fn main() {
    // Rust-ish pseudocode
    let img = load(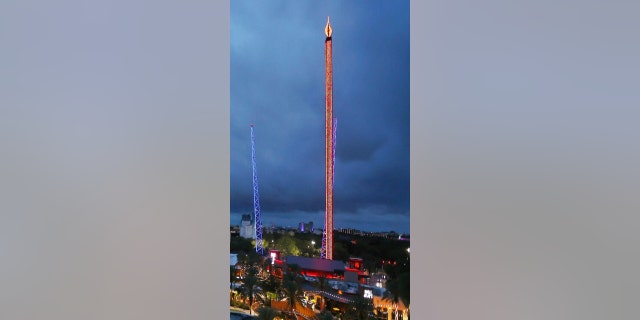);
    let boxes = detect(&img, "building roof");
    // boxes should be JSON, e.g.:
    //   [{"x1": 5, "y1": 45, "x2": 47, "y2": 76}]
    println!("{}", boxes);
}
[{"x1": 284, "y1": 256, "x2": 346, "y2": 273}]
